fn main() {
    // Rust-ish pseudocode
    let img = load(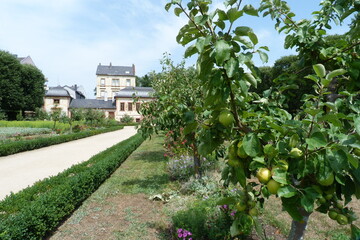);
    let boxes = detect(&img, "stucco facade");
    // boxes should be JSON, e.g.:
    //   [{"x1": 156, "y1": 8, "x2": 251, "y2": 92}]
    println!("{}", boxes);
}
[
  {"x1": 95, "y1": 63, "x2": 136, "y2": 100},
  {"x1": 43, "y1": 96, "x2": 71, "y2": 116}
]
